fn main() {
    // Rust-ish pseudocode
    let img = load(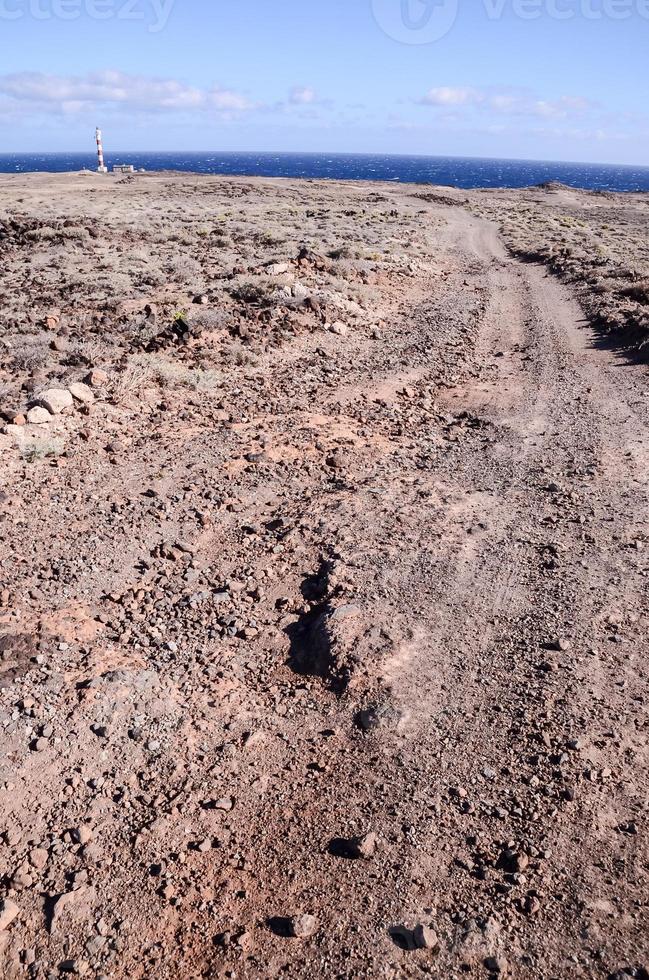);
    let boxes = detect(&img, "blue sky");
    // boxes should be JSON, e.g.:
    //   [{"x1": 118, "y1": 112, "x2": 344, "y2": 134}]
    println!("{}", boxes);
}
[{"x1": 0, "y1": 0, "x2": 646, "y2": 164}]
